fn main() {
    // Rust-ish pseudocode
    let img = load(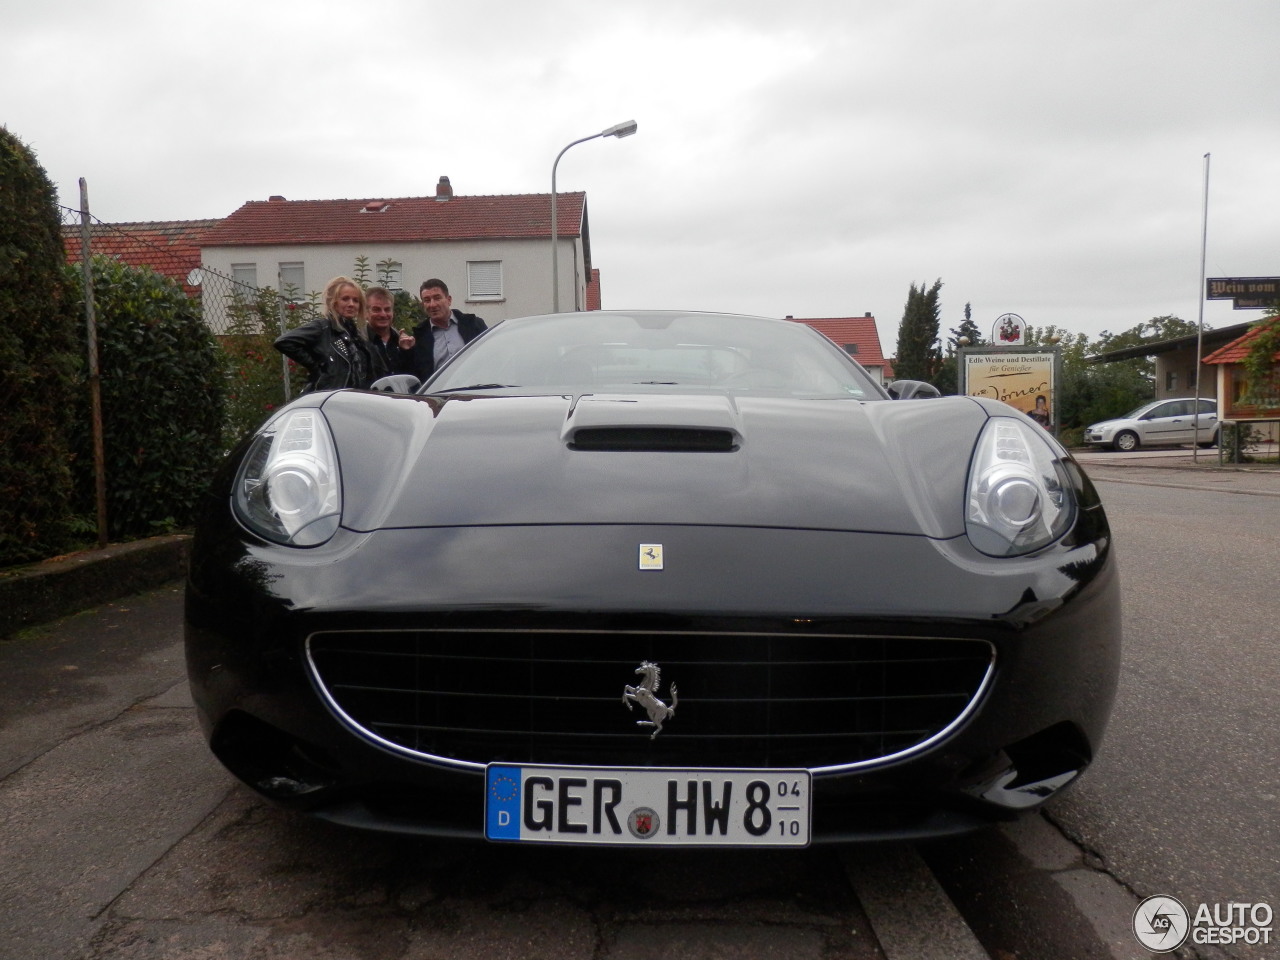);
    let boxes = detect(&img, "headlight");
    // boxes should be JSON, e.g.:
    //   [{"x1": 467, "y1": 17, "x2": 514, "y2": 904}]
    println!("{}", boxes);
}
[
  {"x1": 233, "y1": 408, "x2": 342, "y2": 546},
  {"x1": 966, "y1": 417, "x2": 1075, "y2": 557}
]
